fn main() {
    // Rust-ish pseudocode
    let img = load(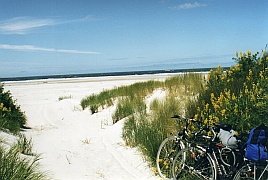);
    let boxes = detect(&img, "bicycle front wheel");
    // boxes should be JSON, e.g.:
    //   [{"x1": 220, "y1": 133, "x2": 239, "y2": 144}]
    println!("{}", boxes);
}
[
  {"x1": 172, "y1": 147, "x2": 216, "y2": 180},
  {"x1": 156, "y1": 136, "x2": 185, "y2": 179},
  {"x1": 233, "y1": 162, "x2": 268, "y2": 180}
]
